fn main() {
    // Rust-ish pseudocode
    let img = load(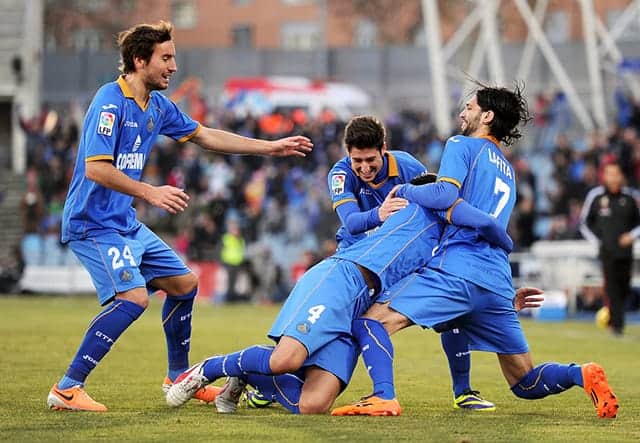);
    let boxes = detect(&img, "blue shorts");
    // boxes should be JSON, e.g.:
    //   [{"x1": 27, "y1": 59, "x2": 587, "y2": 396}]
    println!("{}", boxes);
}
[
  {"x1": 69, "y1": 224, "x2": 190, "y2": 305},
  {"x1": 381, "y1": 268, "x2": 529, "y2": 354},
  {"x1": 303, "y1": 335, "x2": 359, "y2": 387},
  {"x1": 268, "y1": 257, "x2": 374, "y2": 356}
]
